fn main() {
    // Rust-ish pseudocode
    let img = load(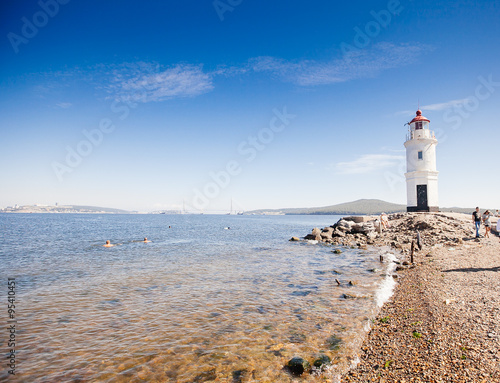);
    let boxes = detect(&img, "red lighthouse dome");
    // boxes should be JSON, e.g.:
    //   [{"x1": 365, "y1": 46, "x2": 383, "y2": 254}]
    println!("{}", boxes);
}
[{"x1": 410, "y1": 109, "x2": 430, "y2": 124}]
